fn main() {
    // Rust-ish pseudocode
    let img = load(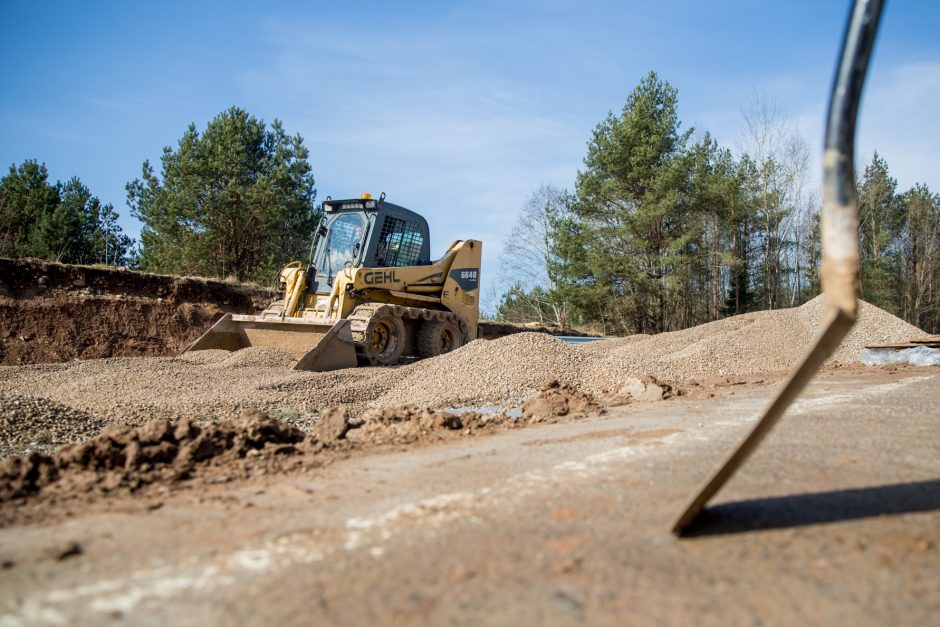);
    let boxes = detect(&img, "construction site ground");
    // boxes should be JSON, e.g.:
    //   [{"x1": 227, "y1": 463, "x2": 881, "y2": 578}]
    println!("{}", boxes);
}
[
  {"x1": 1, "y1": 367, "x2": 938, "y2": 626},
  {"x1": 1, "y1": 261, "x2": 938, "y2": 624}
]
